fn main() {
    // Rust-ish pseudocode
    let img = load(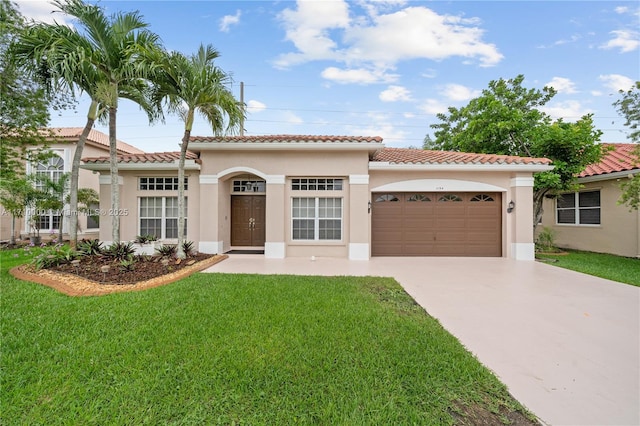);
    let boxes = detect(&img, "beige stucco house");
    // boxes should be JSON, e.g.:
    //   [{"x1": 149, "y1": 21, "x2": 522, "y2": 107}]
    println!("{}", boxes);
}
[
  {"x1": 0, "y1": 127, "x2": 143, "y2": 242},
  {"x1": 81, "y1": 134, "x2": 552, "y2": 260},
  {"x1": 540, "y1": 143, "x2": 640, "y2": 258}
]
